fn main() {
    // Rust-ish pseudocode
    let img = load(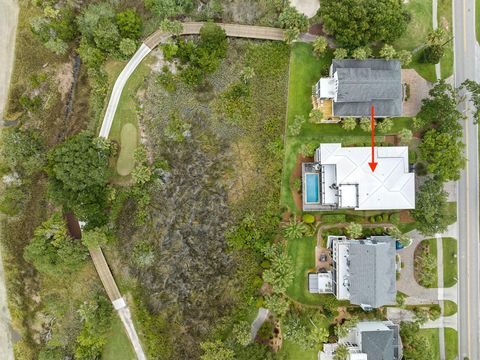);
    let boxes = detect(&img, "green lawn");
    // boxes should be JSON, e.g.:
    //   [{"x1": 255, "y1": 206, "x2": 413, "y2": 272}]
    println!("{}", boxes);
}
[
  {"x1": 419, "y1": 328, "x2": 440, "y2": 359},
  {"x1": 102, "y1": 314, "x2": 136, "y2": 360},
  {"x1": 443, "y1": 300, "x2": 457, "y2": 316},
  {"x1": 410, "y1": 50, "x2": 437, "y2": 82},
  {"x1": 116, "y1": 123, "x2": 138, "y2": 176},
  {"x1": 395, "y1": 0, "x2": 433, "y2": 51},
  {"x1": 394, "y1": 0, "x2": 436, "y2": 81},
  {"x1": 438, "y1": 0, "x2": 453, "y2": 79},
  {"x1": 279, "y1": 340, "x2": 318, "y2": 360},
  {"x1": 442, "y1": 237, "x2": 457, "y2": 287},
  {"x1": 477, "y1": 0, "x2": 480, "y2": 41},
  {"x1": 104, "y1": 58, "x2": 151, "y2": 177},
  {"x1": 285, "y1": 43, "x2": 331, "y2": 123},
  {"x1": 286, "y1": 235, "x2": 319, "y2": 304},
  {"x1": 445, "y1": 327, "x2": 458, "y2": 360},
  {"x1": 286, "y1": 235, "x2": 346, "y2": 308}
]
